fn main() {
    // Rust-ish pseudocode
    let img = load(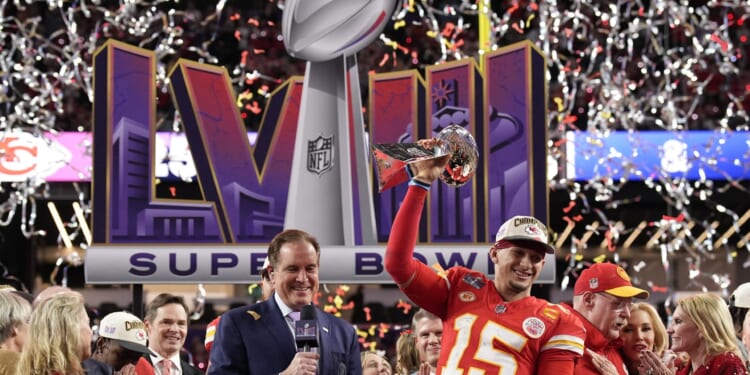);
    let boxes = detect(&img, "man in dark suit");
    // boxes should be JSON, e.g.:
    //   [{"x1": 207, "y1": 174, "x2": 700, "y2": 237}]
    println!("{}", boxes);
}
[
  {"x1": 143, "y1": 293, "x2": 201, "y2": 375},
  {"x1": 208, "y1": 229, "x2": 361, "y2": 374}
]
